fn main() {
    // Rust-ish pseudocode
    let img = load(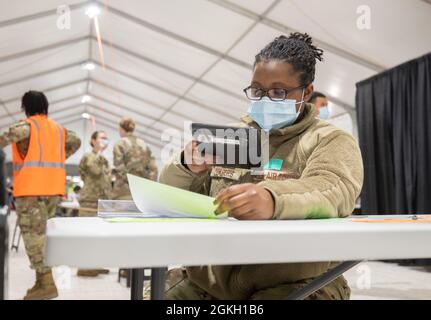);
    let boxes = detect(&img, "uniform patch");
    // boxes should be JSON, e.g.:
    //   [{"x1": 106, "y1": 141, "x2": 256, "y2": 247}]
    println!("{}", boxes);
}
[
  {"x1": 264, "y1": 158, "x2": 284, "y2": 171},
  {"x1": 252, "y1": 170, "x2": 300, "y2": 182},
  {"x1": 210, "y1": 166, "x2": 241, "y2": 180}
]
